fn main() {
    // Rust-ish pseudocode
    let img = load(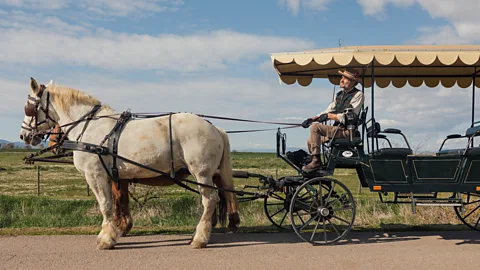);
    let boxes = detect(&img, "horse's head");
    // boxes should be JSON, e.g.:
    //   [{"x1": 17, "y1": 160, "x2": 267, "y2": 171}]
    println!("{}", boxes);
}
[{"x1": 20, "y1": 77, "x2": 59, "y2": 146}]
